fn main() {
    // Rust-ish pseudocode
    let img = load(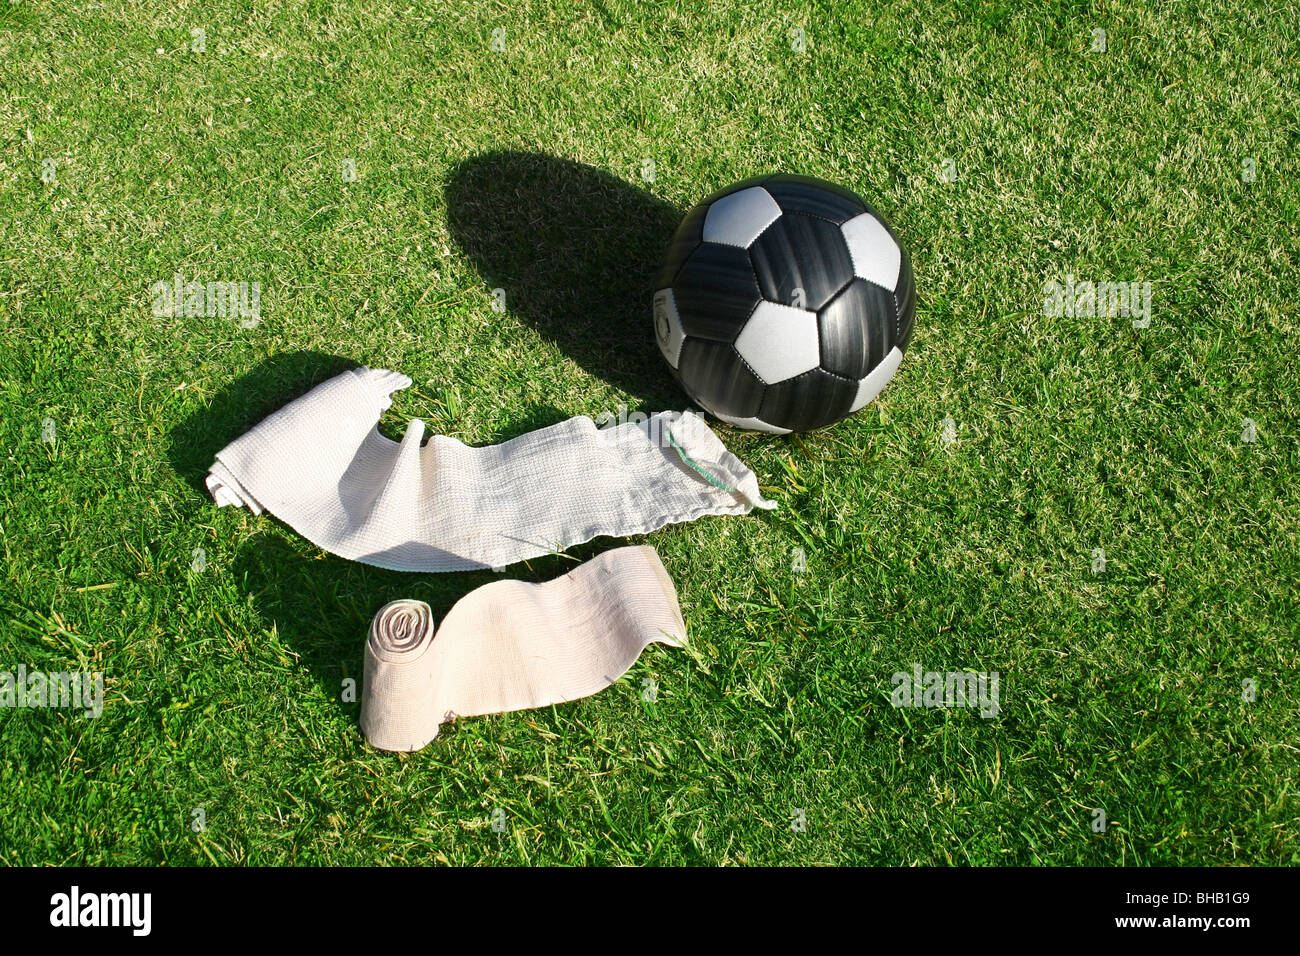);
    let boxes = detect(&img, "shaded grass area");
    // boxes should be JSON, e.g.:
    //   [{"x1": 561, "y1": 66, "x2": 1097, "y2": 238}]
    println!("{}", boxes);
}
[{"x1": 0, "y1": 0, "x2": 1295, "y2": 864}]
